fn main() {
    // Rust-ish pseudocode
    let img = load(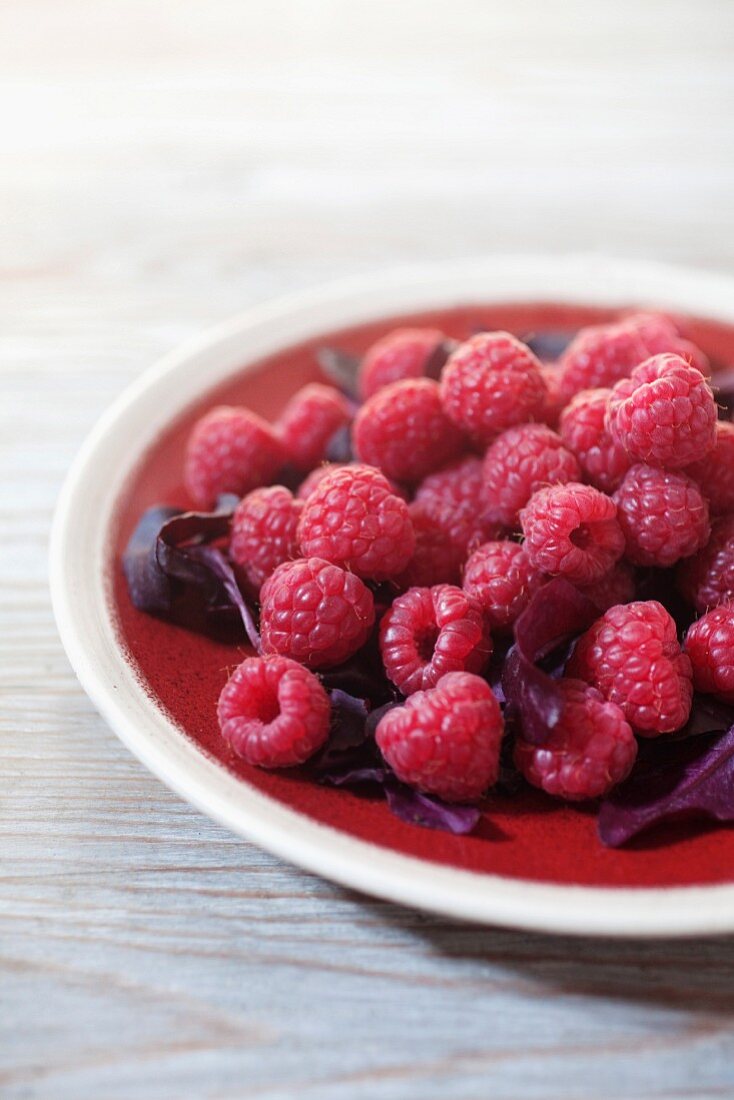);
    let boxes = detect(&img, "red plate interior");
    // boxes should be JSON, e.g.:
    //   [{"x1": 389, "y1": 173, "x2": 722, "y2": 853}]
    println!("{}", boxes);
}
[{"x1": 110, "y1": 301, "x2": 734, "y2": 888}]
